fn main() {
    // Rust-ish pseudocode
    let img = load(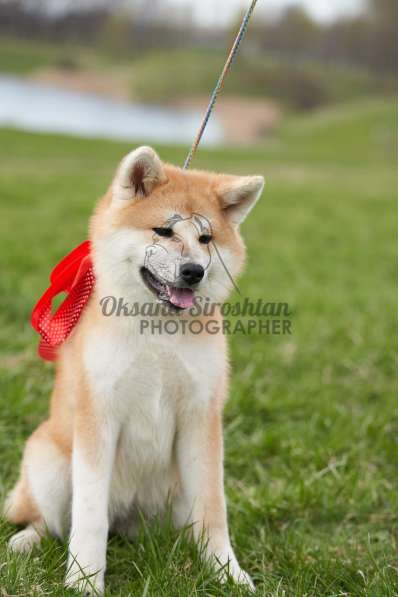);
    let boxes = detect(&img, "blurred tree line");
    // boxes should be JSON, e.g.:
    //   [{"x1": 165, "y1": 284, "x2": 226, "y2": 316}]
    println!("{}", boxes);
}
[
  {"x1": 0, "y1": 0, "x2": 397, "y2": 74},
  {"x1": 249, "y1": 0, "x2": 398, "y2": 75},
  {"x1": 0, "y1": 0, "x2": 202, "y2": 53},
  {"x1": 0, "y1": 0, "x2": 397, "y2": 111}
]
